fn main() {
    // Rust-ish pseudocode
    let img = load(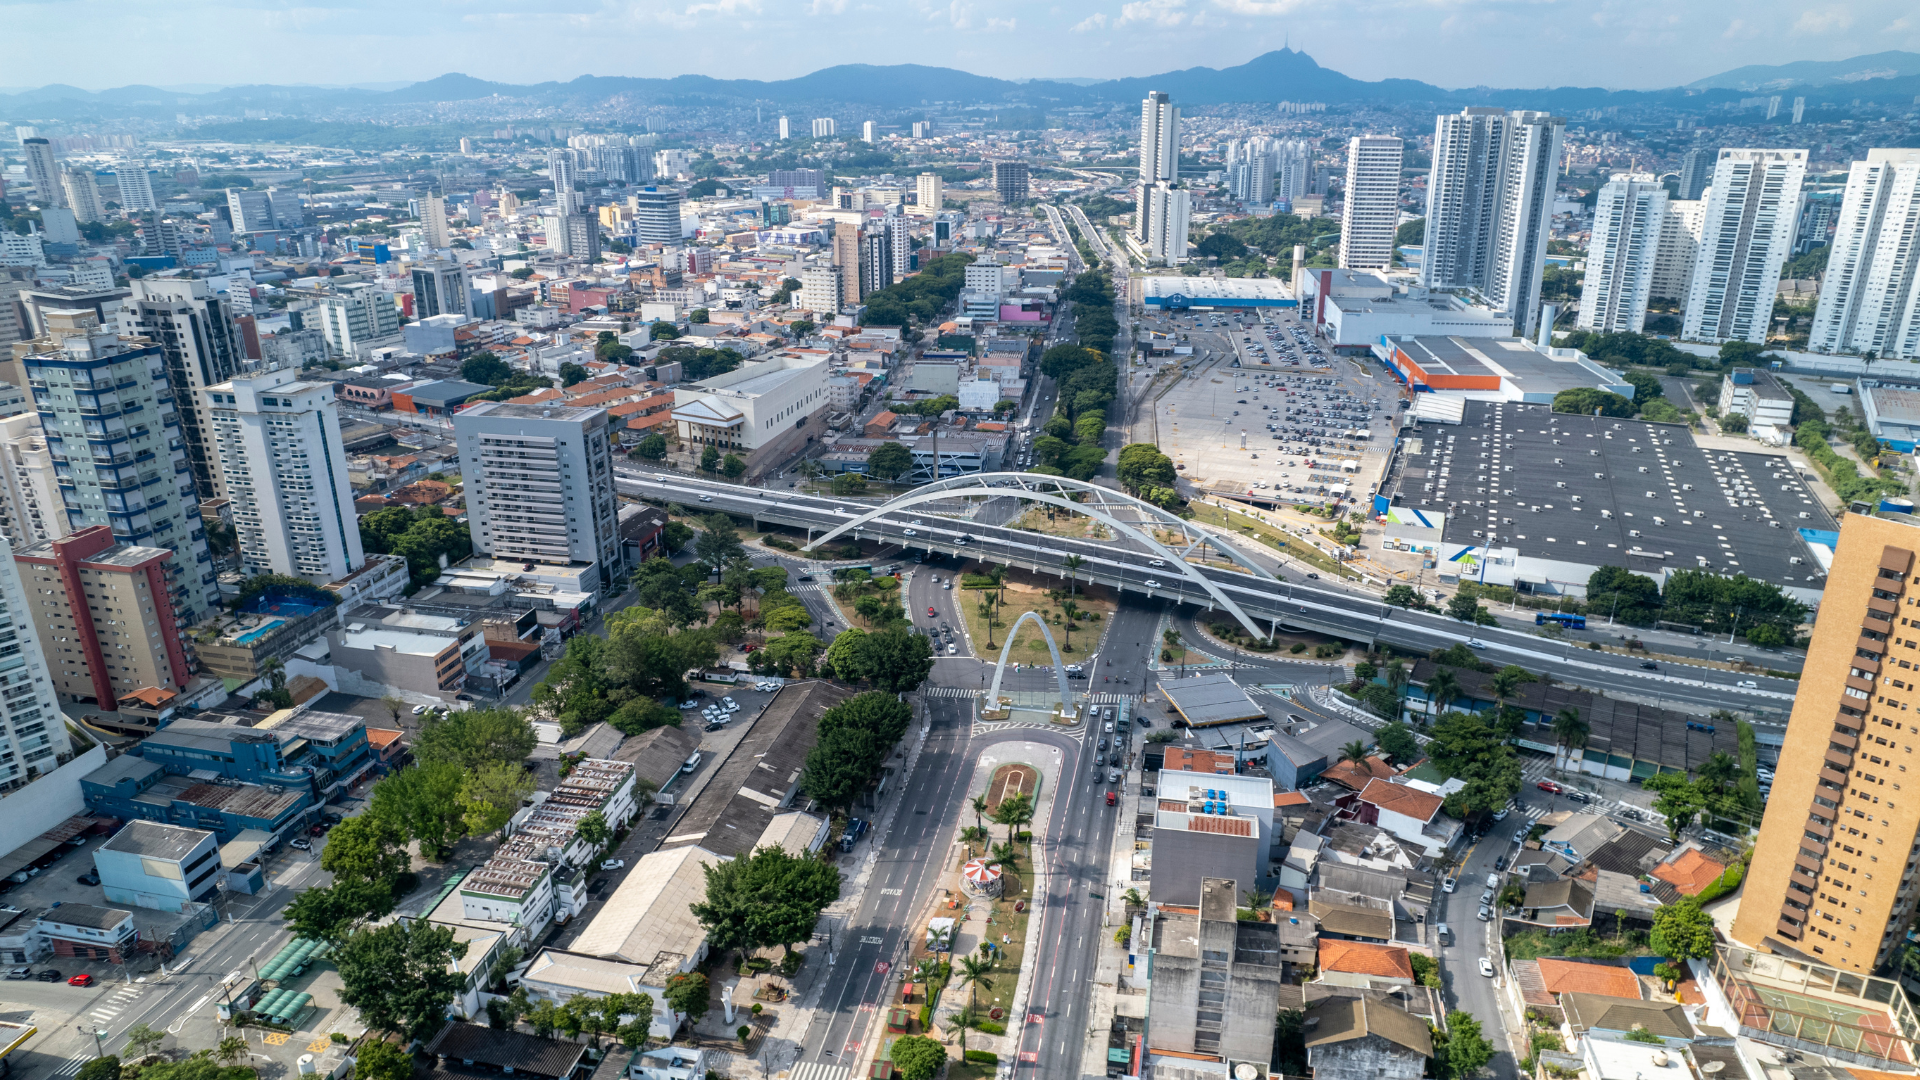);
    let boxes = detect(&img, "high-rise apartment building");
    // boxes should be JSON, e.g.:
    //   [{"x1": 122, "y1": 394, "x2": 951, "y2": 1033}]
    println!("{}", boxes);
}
[
  {"x1": 0, "y1": 532, "x2": 68, "y2": 791},
  {"x1": 859, "y1": 227, "x2": 894, "y2": 298},
  {"x1": 1275, "y1": 141, "x2": 1313, "y2": 205},
  {"x1": 62, "y1": 168, "x2": 102, "y2": 223},
  {"x1": 114, "y1": 160, "x2": 155, "y2": 213},
  {"x1": 1339, "y1": 135, "x2": 1404, "y2": 272},
  {"x1": 227, "y1": 189, "x2": 273, "y2": 234},
  {"x1": 205, "y1": 368, "x2": 363, "y2": 583},
  {"x1": 832, "y1": 223, "x2": 861, "y2": 308},
  {"x1": 916, "y1": 173, "x2": 944, "y2": 212},
  {"x1": 20, "y1": 316, "x2": 219, "y2": 624},
  {"x1": 1576, "y1": 174, "x2": 1670, "y2": 334},
  {"x1": 1143, "y1": 184, "x2": 1192, "y2": 263},
  {"x1": 812, "y1": 118, "x2": 836, "y2": 138},
  {"x1": 1228, "y1": 151, "x2": 1275, "y2": 205},
  {"x1": 1652, "y1": 200, "x2": 1706, "y2": 306},
  {"x1": 1421, "y1": 108, "x2": 1566, "y2": 339},
  {"x1": 629, "y1": 187, "x2": 683, "y2": 246},
  {"x1": 1682, "y1": 148, "x2": 1808, "y2": 345},
  {"x1": 16, "y1": 525, "x2": 193, "y2": 706},
  {"x1": 993, "y1": 161, "x2": 1030, "y2": 203},
  {"x1": 410, "y1": 261, "x2": 470, "y2": 320},
  {"x1": 883, "y1": 210, "x2": 911, "y2": 279},
  {"x1": 798, "y1": 266, "x2": 841, "y2": 314},
  {"x1": 862, "y1": 121, "x2": 876, "y2": 144},
  {"x1": 419, "y1": 193, "x2": 451, "y2": 251},
  {"x1": 317, "y1": 284, "x2": 402, "y2": 358},
  {"x1": 1134, "y1": 92, "x2": 1182, "y2": 247},
  {"x1": 1678, "y1": 147, "x2": 1714, "y2": 201},
  {"x1": 1807, "y1": 149, "x2": 1920, "y2": 360},
  {"x1": 0, "y1": 413, "x2": 66, "y2": 548},
  {"x1": 129, "y1": 277, "x2": 245, "y2": 504},
  {"x1": 20, "y1": 138, "x2": 64, "y2": 209},
  {"x1": 778, "y1": 116, "x2": 791, "y2": 140},
  {"x1": 1733, "y1": 509, "x2": 1920, "y2": 971},
  {"x1": 548, "y1": 149, "x2": 579, "y2": 215},
  {"x1": 454, "y1": 402, "x2": 620, "y2": 588}
]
